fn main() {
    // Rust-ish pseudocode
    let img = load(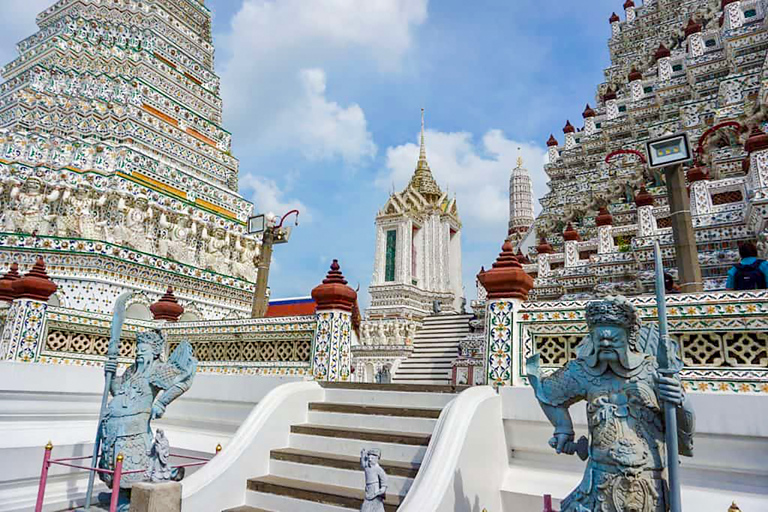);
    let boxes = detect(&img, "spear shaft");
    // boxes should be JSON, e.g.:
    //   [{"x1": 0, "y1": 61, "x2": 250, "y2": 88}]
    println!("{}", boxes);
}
[{"x1": 654, "y1": 241, "x2": 682, "y2": 512}]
